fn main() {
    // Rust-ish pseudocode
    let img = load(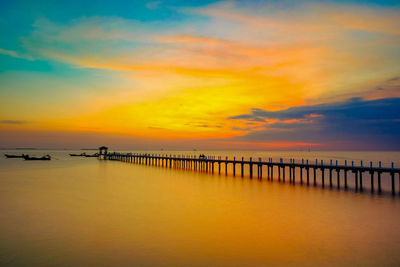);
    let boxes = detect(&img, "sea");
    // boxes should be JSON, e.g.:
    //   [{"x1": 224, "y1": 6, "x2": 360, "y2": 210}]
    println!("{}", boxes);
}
[{"x1": 1, "y1": 149, "x2": 400, "y2": 266}]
